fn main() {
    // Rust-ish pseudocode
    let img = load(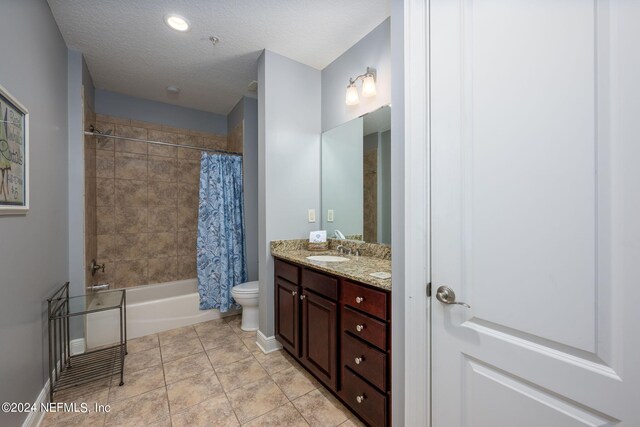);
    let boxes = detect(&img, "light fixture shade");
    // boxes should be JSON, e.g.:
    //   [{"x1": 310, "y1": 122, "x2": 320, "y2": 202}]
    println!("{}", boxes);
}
[
  {"x1": 345, "y1": 84, "x2": 359, "y2": 105},
  {"x1": 361, "y1": 74, "x2": 377, "y2": 97},
  {"x1": 165, "y1": 14, "x2": 190, "y2": 31}
]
